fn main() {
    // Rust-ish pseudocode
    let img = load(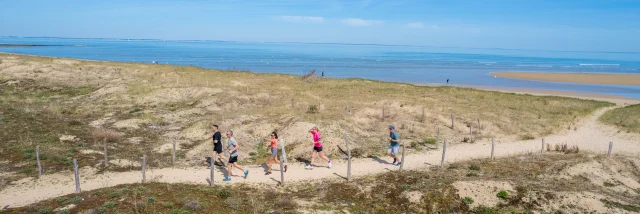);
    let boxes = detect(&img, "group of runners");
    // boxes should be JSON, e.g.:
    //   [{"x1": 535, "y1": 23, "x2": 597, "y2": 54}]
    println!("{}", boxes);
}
[{"x1": 206, "y1": 124, "x2": 400, "y2": 182}]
